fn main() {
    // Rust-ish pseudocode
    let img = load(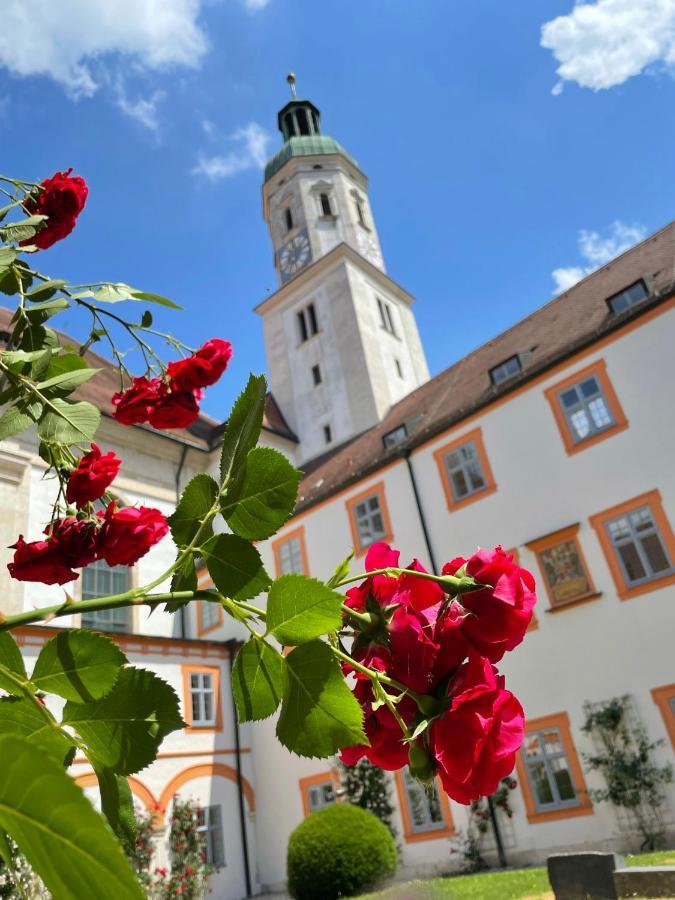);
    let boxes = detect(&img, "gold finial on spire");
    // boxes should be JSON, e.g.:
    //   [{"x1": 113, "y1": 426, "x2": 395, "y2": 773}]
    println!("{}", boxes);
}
[{"x1": 286, "y1": 72, "x2": 297, "y2": 99}]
